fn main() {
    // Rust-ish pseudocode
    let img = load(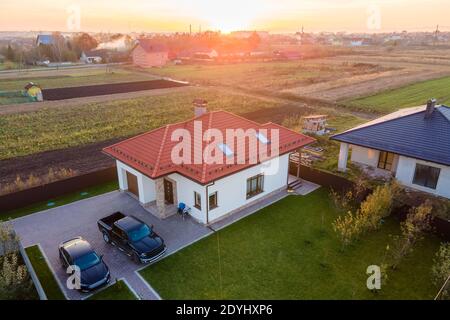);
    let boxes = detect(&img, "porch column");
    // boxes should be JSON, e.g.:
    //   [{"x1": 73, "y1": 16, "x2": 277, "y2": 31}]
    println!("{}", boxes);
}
[
  {"x1": 155, "y1": 178, "x2": 166, "y2": 218},
  {"x1": 296, "y1": 149, "x2": 301, "y2": 178},
  {"x1": 338, "y1": 143, "x2": 349, "y2": 172},
  {"x1": 116, "y1": 163, "x2": 128, "y2": 191}
]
